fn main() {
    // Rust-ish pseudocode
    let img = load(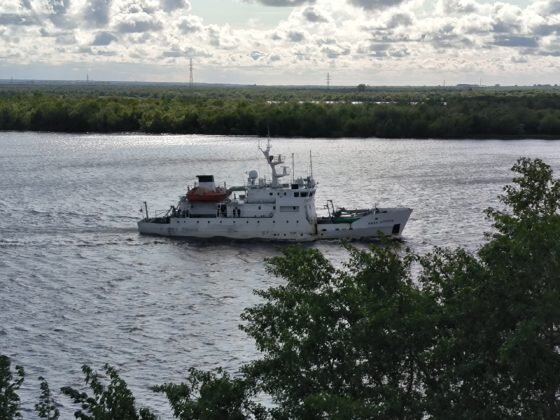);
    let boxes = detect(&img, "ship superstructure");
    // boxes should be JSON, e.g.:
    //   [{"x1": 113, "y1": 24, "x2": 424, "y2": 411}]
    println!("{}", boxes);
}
[{"x1": 138, "y1": 141, "x2": 412, "y2": 241}]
